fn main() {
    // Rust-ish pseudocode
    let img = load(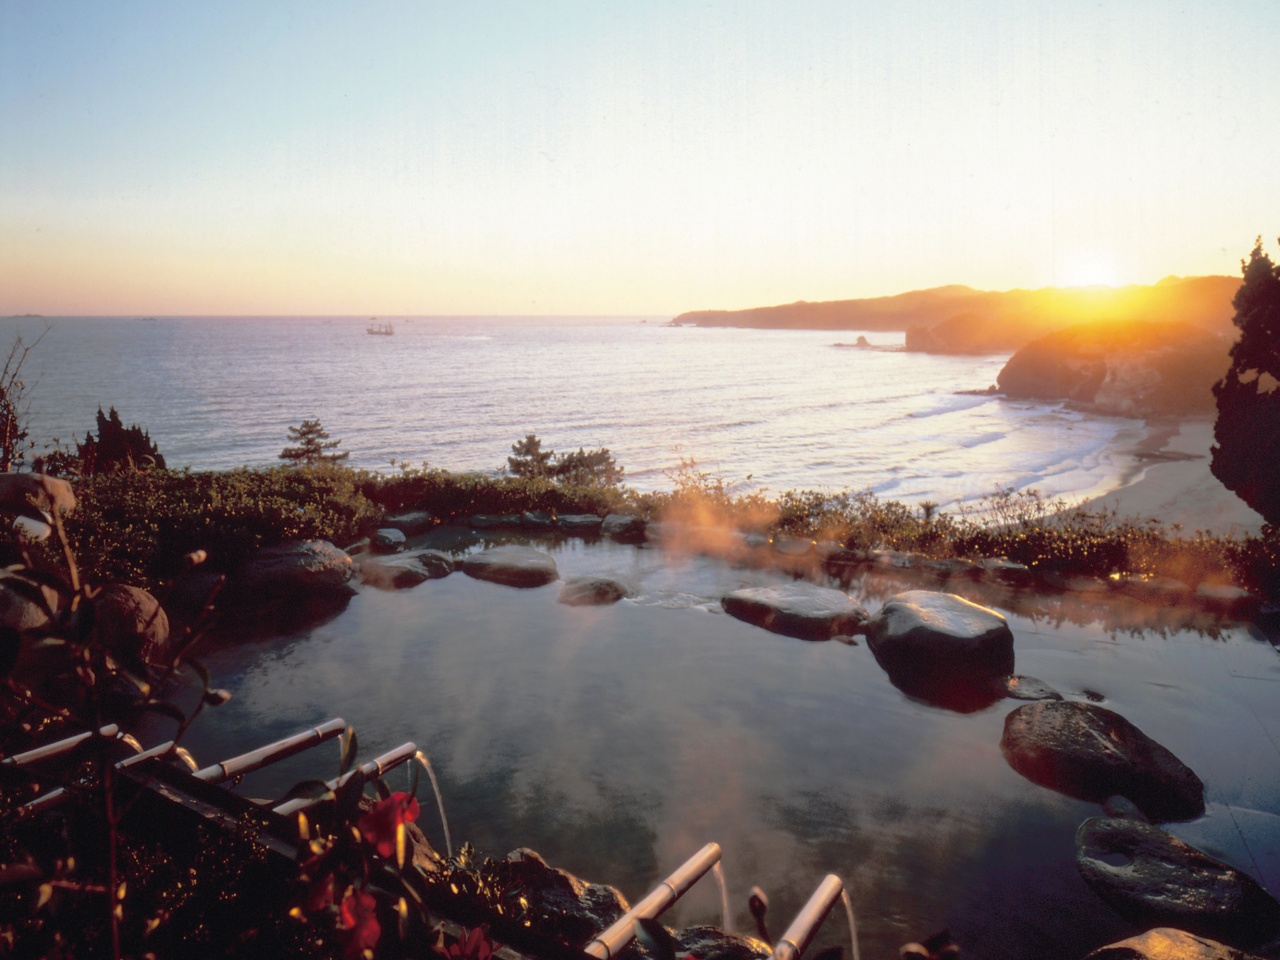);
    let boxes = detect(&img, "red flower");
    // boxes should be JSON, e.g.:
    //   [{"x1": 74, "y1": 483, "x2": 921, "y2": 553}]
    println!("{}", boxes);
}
[
  {"x1": 441, "y1": 926, "x2": 495, "y2": 960},
  {"x1": 356, "y1": 792, "x2": 421, "y2": 858},
  {"x1": 339, "y1": 889, "x2": 381, "y2": 958}
]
